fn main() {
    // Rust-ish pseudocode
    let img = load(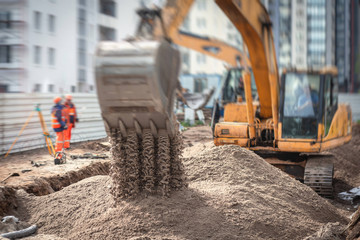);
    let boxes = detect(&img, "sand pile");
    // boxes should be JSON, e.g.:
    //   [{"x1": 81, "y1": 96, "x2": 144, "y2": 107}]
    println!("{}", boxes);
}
[
  {"x1": 331, "y1": 124, "x2": 360, "y2": 192},
  {"x1": 15, "y1": 143, "x2": 346, "y2": 240}
]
